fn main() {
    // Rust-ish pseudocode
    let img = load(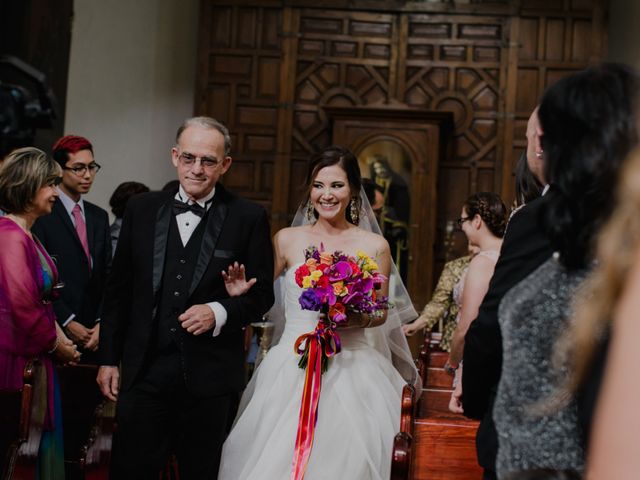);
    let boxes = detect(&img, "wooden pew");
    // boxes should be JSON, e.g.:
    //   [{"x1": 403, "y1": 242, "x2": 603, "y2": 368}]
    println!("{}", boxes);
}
[
  {"x1": 391, "y1": 383, "x2": 417, "y2": 480},
  {"x1": 412, "y1": 332, "x2": 483, "y2": 480},
  {"x1": 0, "y1": 359, "x2": 46, "y2": 480},
  {"x1": 57, "y1": 364, "x2": 115, "y2": 480}
]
